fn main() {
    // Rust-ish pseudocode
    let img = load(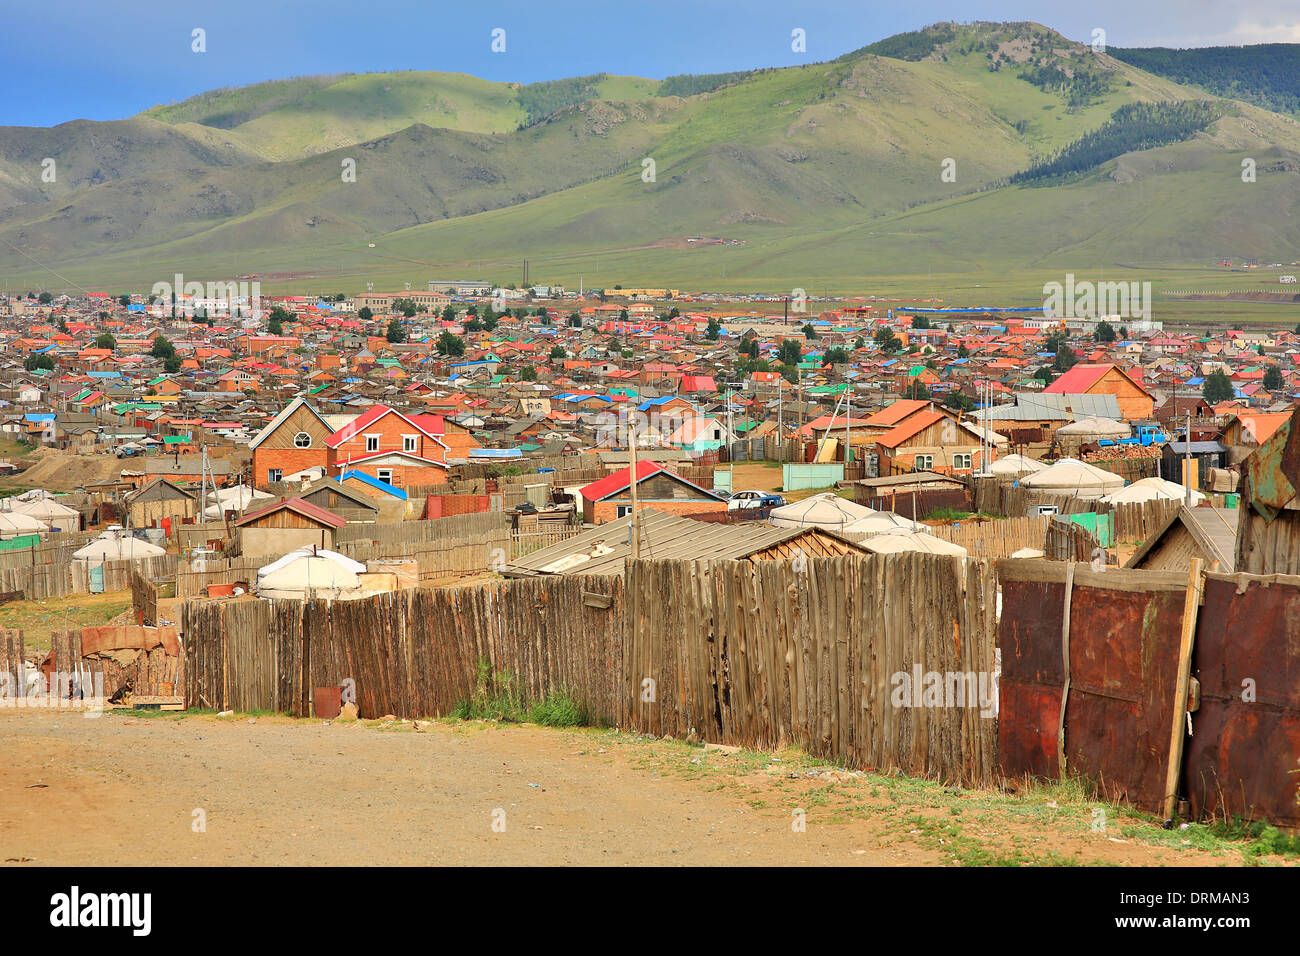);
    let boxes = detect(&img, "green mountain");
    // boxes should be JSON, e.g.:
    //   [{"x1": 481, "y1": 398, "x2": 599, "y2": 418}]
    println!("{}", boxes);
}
[{"x1": 2, "y1": 21, "x2": 1299, "y2": 294}]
